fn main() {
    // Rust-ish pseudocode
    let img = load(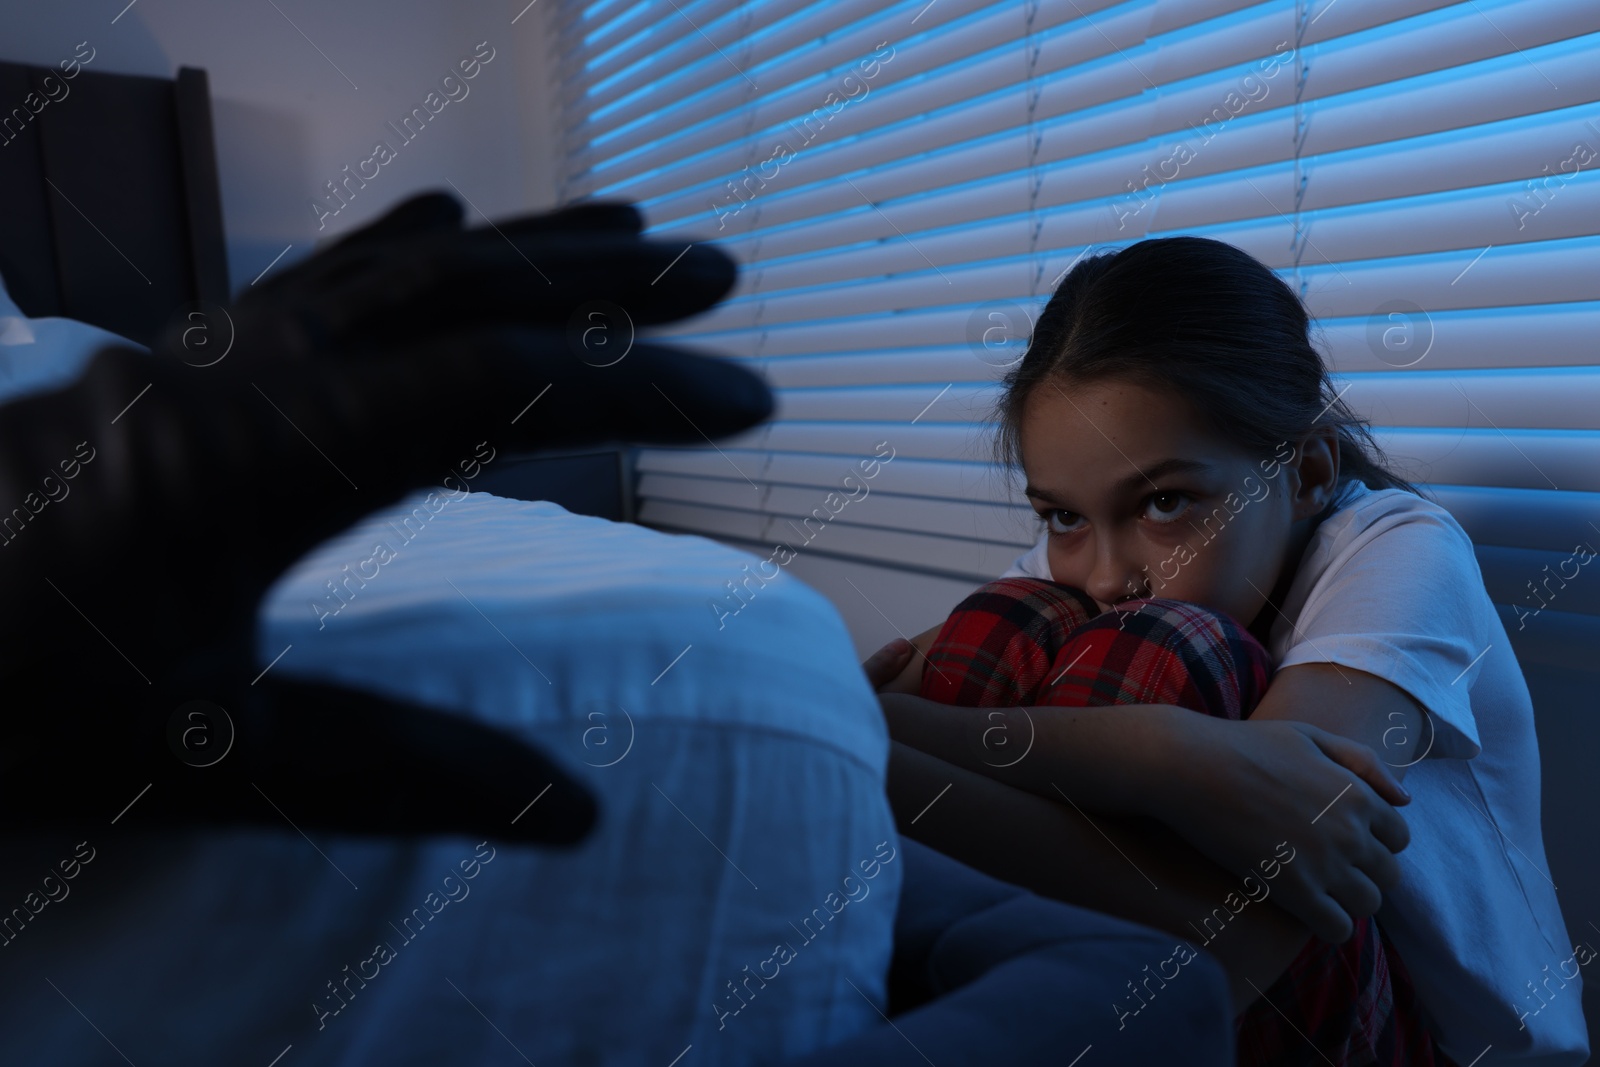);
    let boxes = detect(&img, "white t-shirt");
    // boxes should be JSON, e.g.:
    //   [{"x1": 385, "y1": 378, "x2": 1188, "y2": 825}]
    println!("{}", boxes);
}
[{"x1": 1001, "y1": 480, "x2": 1588, "y2": 1066}]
